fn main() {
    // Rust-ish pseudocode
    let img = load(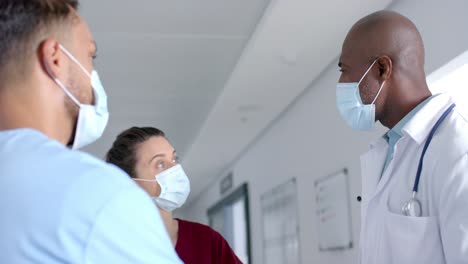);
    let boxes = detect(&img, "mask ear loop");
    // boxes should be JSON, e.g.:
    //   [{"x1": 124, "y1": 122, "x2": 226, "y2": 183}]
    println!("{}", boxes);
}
[
  {"x1": 59, "y1": 45, "x2": 92, "y2": 78},
  {"x1": 371, "y1": 80, "x2": 386, "y2": 105},
  {"x1": 134, "y1": 178, "x2": 157, "y2": 182},
  {"x1": 43, "y1": 58, "x2": 82, "y2": 107},
  {"x1": 358, "y1": 59, "x2": 386, "y2": 105},
  {"x1": 358, "y1": 59, "x2": 378, "y2": 85},
  {"x1": 58, "y1": 45, "x2": 98, "y2": 107},
  {"x1": 133, "y1": 178, "x2": 162, "y2": 198}
]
